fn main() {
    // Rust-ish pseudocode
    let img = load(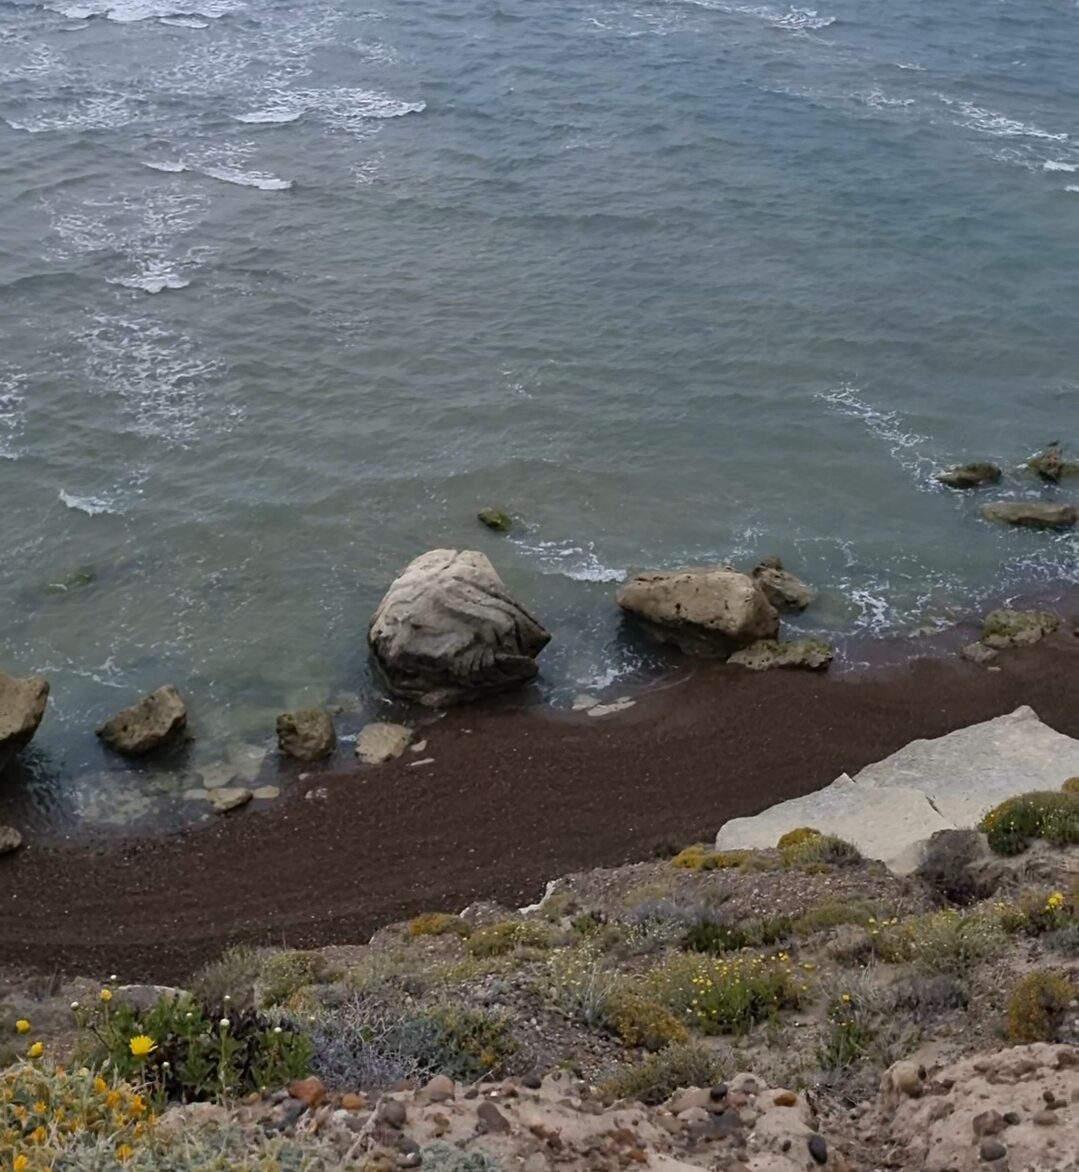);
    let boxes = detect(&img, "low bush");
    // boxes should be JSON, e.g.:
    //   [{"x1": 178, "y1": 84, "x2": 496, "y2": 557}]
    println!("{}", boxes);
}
[
  {"x1": 776, "y1": 827, "x2": 822, "y2": 849},
  {"x1": 681, "y1": 915, "x2": 792, "y2": 955},
  {"x1": 420, "y1": 1142, "x2": 504, "y2": 1172},
  {"x1": 817, "y1": 976, "x2": 919, "y2": 1072},
  {"x1": 75, "y1": 988, "x2": 312, "y2": 1103},
  {"x1": 670, "y1": 845, "x2": 750, "y2": 871},
  {"x1": 781, "y1": 834, "x2": 861, "y2": 869},
  {"x1": 979, "y1": 791, "x2": 1079, "y2": 855},
  {"x1": 601, "y1": 1041, "x2": 728, "y2": 1105},
  {"x1": 875, "y1": 909, "x2": 1005, "y2": 978},
  {"x1": 192, "y1": 944, "x2": 264, "y2": 1009},
  {"x1": 543, "y1": 942, "x2": 619, "y2": 1028},
  {"x1": 409, "y1": 913, "x2": 473, "y2": 939},
  {"x1": 996, "y1": 889, "x2": 1077, "y2": 937},
  {"x1": 259, "y1": 950, "x2": 339, "y2": 1008},
  {"x1": 792, "y1": 900, "x2": 881, "y2": 936},
  {"x1": 601, "y1": 991, "x2": 689, "y2": 1051},
  {"x1": 466, "y1": 921, "x2": 553, "y2": 959},
  {"x1": 648, "y1": 951, "x2": 804, "y2": 1035},
  {"x1": 1006, "y1": 971, "x2": 1079, "y2": 1043},
  {"x1": 1061, "y1": 777, "x2": 1079, "y2": 795}
]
